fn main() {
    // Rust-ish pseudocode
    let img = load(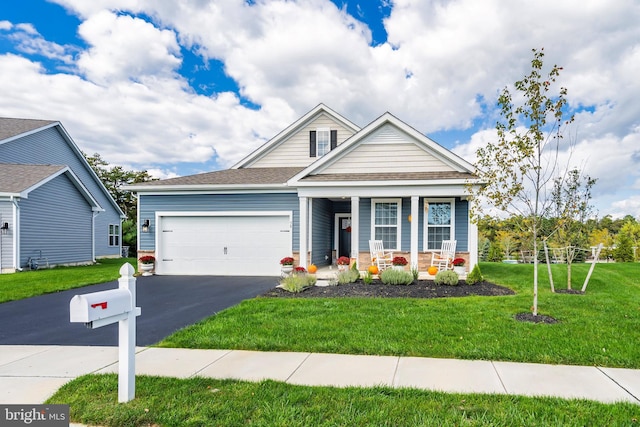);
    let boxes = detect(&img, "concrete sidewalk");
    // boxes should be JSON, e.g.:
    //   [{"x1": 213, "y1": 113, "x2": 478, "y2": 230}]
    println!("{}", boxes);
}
[{"x1": 1, "y1": 345, "x2": 639, "y2": 405}]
